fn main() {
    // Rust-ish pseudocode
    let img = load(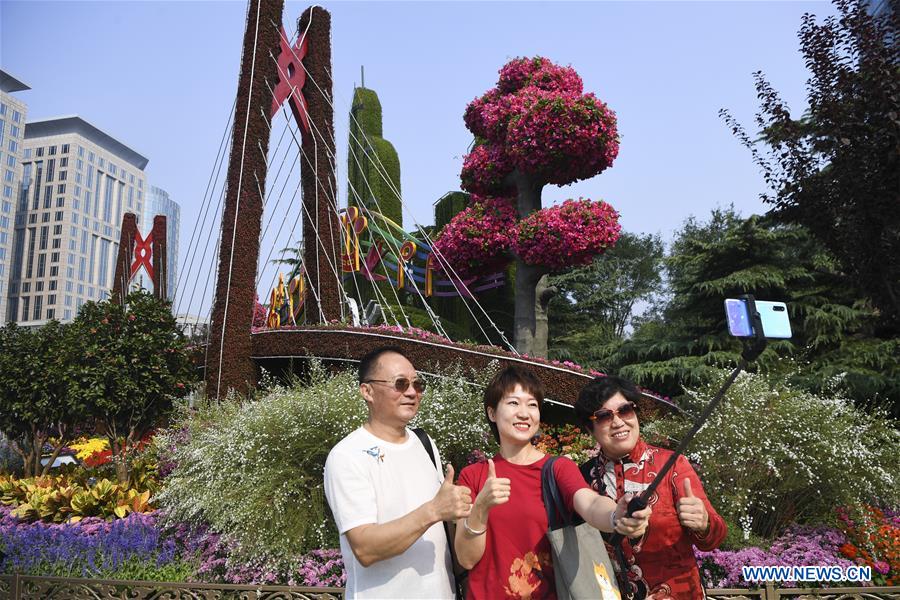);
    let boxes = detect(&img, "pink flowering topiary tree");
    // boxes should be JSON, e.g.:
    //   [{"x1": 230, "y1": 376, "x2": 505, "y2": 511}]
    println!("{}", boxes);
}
[
  {"x1": 434, "y1": 56, "x2": 621, "y2": 356},
  {"x1": 433, "y1": 196, "x2": 518, "y2": 278}
]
